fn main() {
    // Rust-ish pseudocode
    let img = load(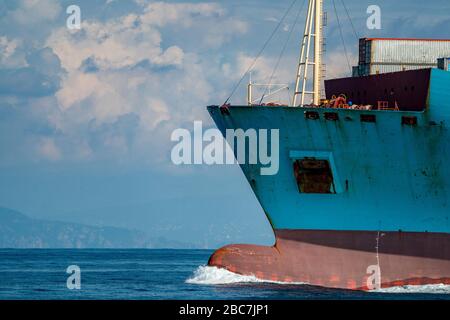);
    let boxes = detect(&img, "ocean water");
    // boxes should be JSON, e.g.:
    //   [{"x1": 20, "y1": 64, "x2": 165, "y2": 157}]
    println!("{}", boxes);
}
[{"x1": 0, "y1": 249, "x2": 449, "y2": 300}]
